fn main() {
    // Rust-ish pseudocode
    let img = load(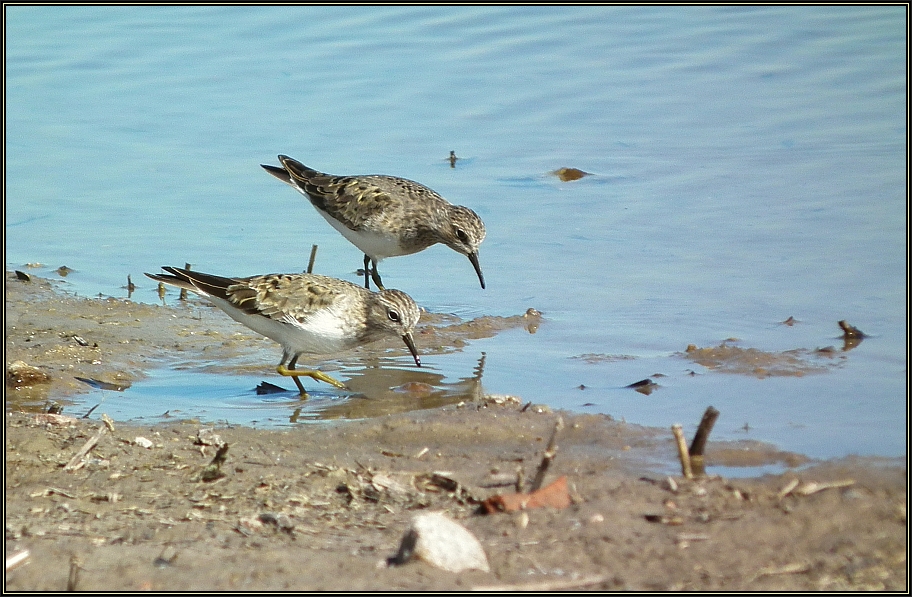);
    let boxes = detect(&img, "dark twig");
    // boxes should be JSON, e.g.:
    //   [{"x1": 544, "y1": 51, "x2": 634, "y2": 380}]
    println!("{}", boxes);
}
[
  {"x1": 688, "y1": 406, "x2": 720, "y2": 476},
  {"x1": 529, "y1": 417, "x2": 564, "y2": 492},
  {"x1": 200, "y1": 444, "x2": 229, "y2": 482},
  {"x1": 307, "y1": 244, "x2": 318, "y2": 274}
]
